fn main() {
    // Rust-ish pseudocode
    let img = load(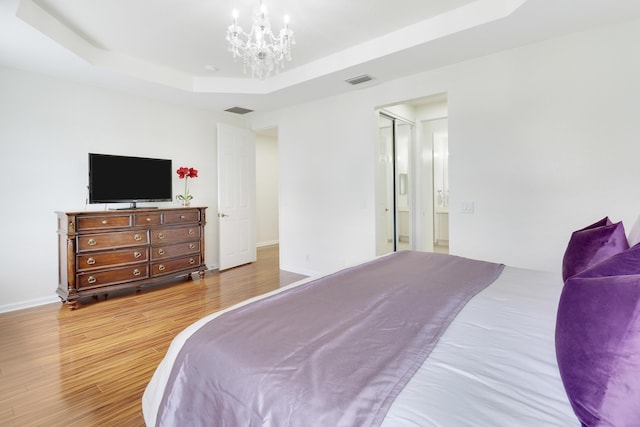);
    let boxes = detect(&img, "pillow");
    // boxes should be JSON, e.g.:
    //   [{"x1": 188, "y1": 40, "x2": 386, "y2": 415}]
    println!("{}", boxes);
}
[
  {"x1": 570, "y1": 243, "x2": 640, "y2": 279},
  {"x1": 556, "y1": 245, "x2": 640, "y2": 426},
  {"x1": 562, "y1": 217, "x2": 629, "y2": 281}
]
